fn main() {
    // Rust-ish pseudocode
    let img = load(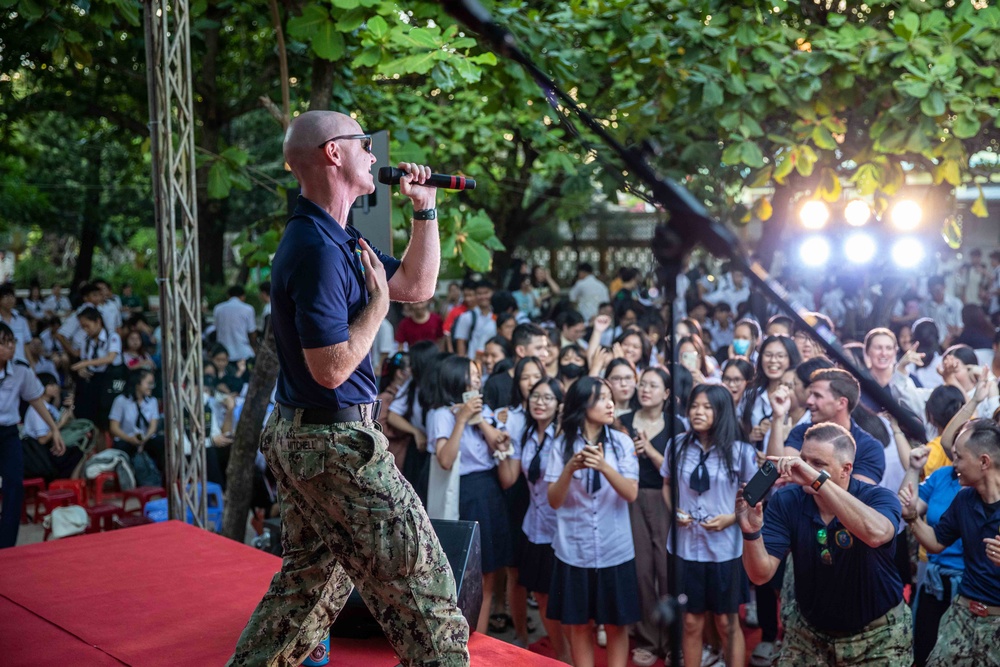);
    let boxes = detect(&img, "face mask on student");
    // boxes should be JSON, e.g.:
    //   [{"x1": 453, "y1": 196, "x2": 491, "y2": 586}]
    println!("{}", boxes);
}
[
  {"x1": 559, "y1": 363, "x2": 585, "y2": 379},
  {"x1": 733, "y1": 338, "x2": 752, "y2": 356}
]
